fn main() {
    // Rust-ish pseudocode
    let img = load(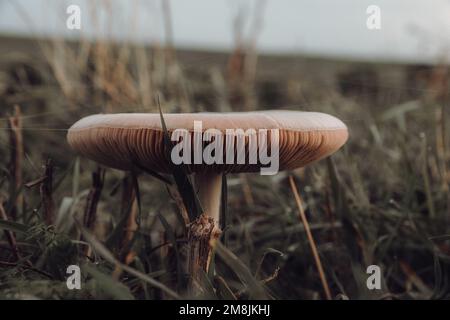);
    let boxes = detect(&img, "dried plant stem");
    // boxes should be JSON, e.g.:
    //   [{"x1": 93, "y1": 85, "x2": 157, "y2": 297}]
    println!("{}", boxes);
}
[
  {"x1": 167, "y1": 184, "x2": 190, "y2": 225},
  {"x1": 435, "y1": 106, "x2": 448, "y2": 192},
  {"x1": 421, "y1": 134, "x2": 436, "y2": 218},
  {"x1": 0, "y1": 202, "x2": 21, "y2": 262},
  {"x1": 8, "y1": 105, "x2": 23, "y2": 221},
  {"x1": 188, "y1": 214, "x2": 221, "y2": 274},
  {"x1": 112, "y1": 175, "x2": 139, "y2": 280},
  {"x1": 119, "y1": 197, "x2": 138, "y2": 261},
  {"x1": 83, "y1": 167, "x2": 105, "y2": 229},
  {"x1": 161, "y1": 0, "x2": 175, "y2": 63},
  {"x1": 119, "y1": 175, "x2": 139, "y2": 258},
  {"x1": 289, "y1": 175, "x2": 332, "y2": 300},
  {"x1": 40, "y1": 159, "x2": 55, "y2": 226},
  {"x1": 82, "y1": 167, "x2": 105, "y2": 257}
]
